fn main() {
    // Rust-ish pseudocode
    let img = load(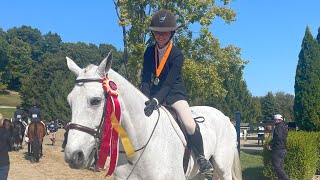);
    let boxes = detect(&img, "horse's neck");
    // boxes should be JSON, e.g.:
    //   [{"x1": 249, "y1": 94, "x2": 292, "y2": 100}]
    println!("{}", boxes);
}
[{"x1": 109, "y1": 70, "x2": 161, "y2": 145}]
